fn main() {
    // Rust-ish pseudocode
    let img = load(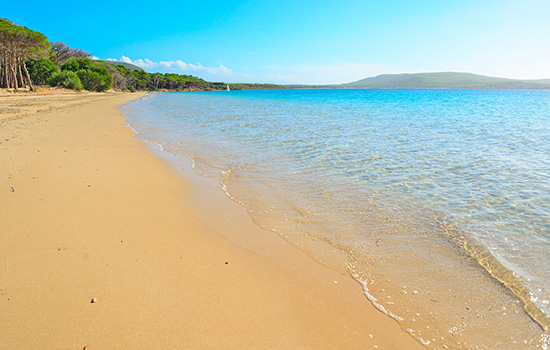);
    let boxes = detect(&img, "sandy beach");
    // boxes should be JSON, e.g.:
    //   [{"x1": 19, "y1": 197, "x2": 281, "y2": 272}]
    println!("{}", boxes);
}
[{"x1": 0, "y1": 91, "x2": 424, "y2": 349}]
